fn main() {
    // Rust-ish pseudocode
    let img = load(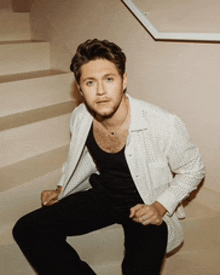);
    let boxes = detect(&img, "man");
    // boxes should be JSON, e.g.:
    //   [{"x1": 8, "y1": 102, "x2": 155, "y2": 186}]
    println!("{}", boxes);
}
[{"x1": 13, "y1": 39, "x2": 205, "y2": 275}]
